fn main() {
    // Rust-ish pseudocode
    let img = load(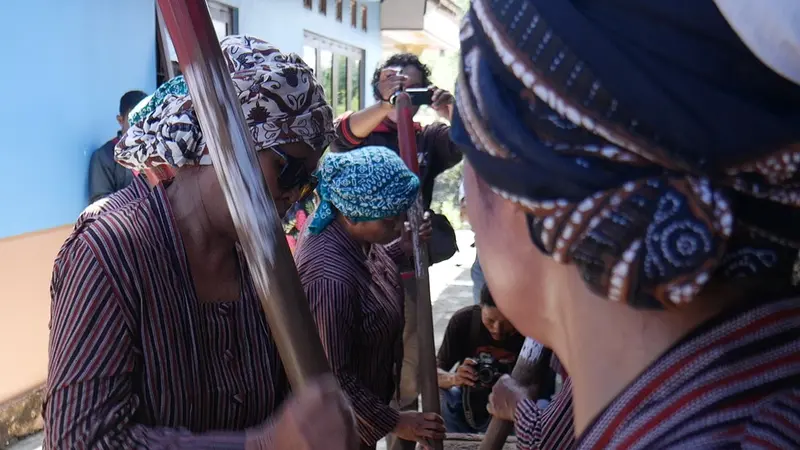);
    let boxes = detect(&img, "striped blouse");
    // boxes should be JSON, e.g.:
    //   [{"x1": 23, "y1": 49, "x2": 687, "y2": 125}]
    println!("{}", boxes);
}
[
  {"x1": 515, "y1": 377, "x2": 575, "y2": 450},
  {"x1": 515, "y1": 356, "x2": 575, "y2": 450},
  {"x1": 294, "y1": 220, "x2": 406, "y2": 449},
  {"x1": 45, "y1": 178, "x2": 289, "y2": 449},
  {"x1": 516, "y1": 297, "x2": 800, "y2": 449}
]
